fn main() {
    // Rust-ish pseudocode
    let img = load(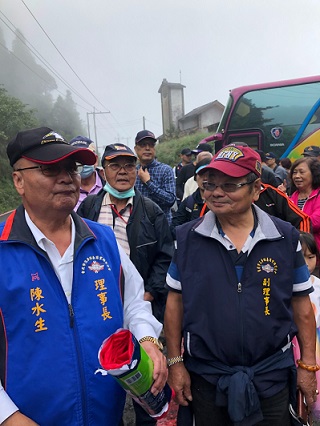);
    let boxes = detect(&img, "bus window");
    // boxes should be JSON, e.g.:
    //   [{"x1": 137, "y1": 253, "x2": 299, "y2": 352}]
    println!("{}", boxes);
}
[{"x1": 212, "y1": 77, "x2": 320, "y2": 159}]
